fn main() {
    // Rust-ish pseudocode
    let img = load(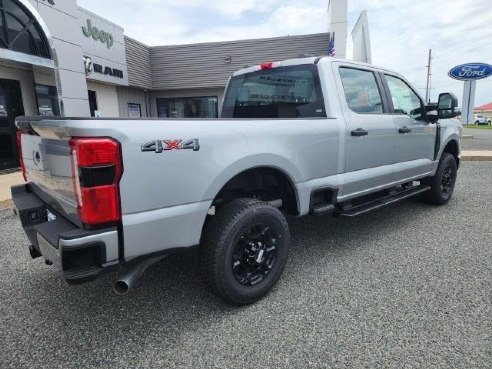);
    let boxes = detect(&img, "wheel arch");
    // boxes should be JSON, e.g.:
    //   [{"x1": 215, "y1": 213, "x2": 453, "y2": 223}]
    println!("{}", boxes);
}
[
  {"x1": 204, "y1": 154, "x2": 302, "y2": 204},
  {"x1": 441, "y1": 139, "x2": 460, "y2": 167},
  {"x1": 210, "y1": 165, "x2": 300, "y2": 214},
  {"x1": 199, "y1": 161, "x2": 300, "y2": 245}
]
